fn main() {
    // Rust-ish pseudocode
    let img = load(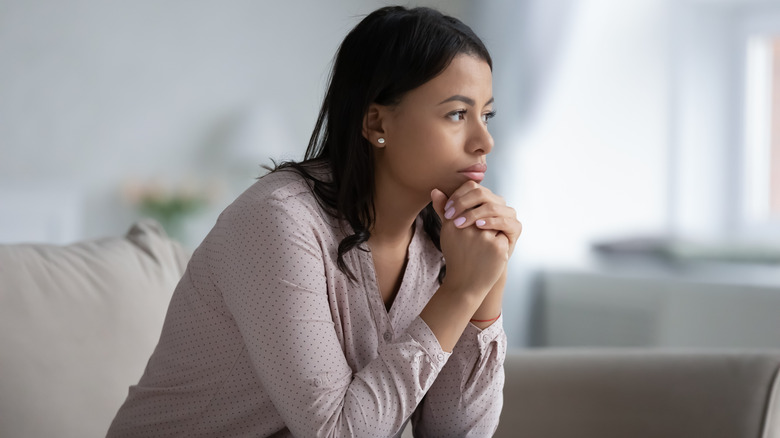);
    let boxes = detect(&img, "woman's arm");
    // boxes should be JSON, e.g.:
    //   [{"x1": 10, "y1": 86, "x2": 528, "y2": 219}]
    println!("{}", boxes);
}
[
  {"x1": 413, "y1": 271, "x2": 508, "y2": 437},
  {"x1": 443, "y1": 180, "x2": 522, "y2": 328},
  {"x1": 413, "y1": 182, "x2": 520, "y2": 436},
  {"x1": 217, "y1": 193, "x2": 450, "y2": 438},
  {"x1": 413, "y1": 318, "x2": 507, "y2": 437},
  {"x1": 418, "y1": 188, "x2": 510, "y2": 352}
]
